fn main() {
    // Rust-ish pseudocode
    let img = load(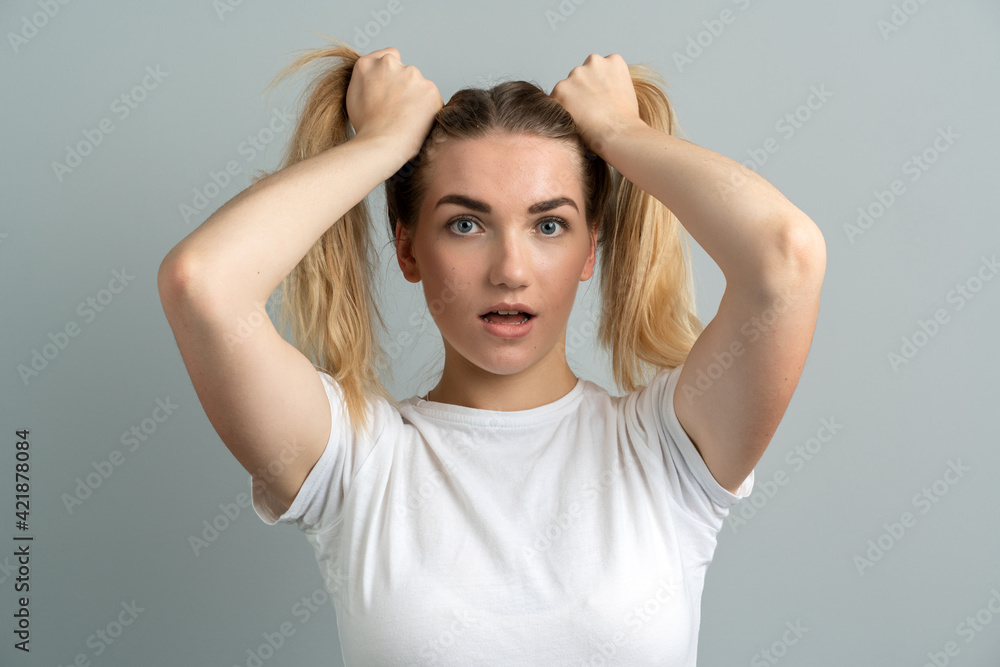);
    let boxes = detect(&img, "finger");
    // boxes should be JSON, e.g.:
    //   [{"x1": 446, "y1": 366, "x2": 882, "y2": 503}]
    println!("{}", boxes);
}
[
  {"x1": 380, "y1": 47, "x2": 402, "y2": 61},
  {"x1": 365, "y1": 46, "x2": 402, "y2": 62}
]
